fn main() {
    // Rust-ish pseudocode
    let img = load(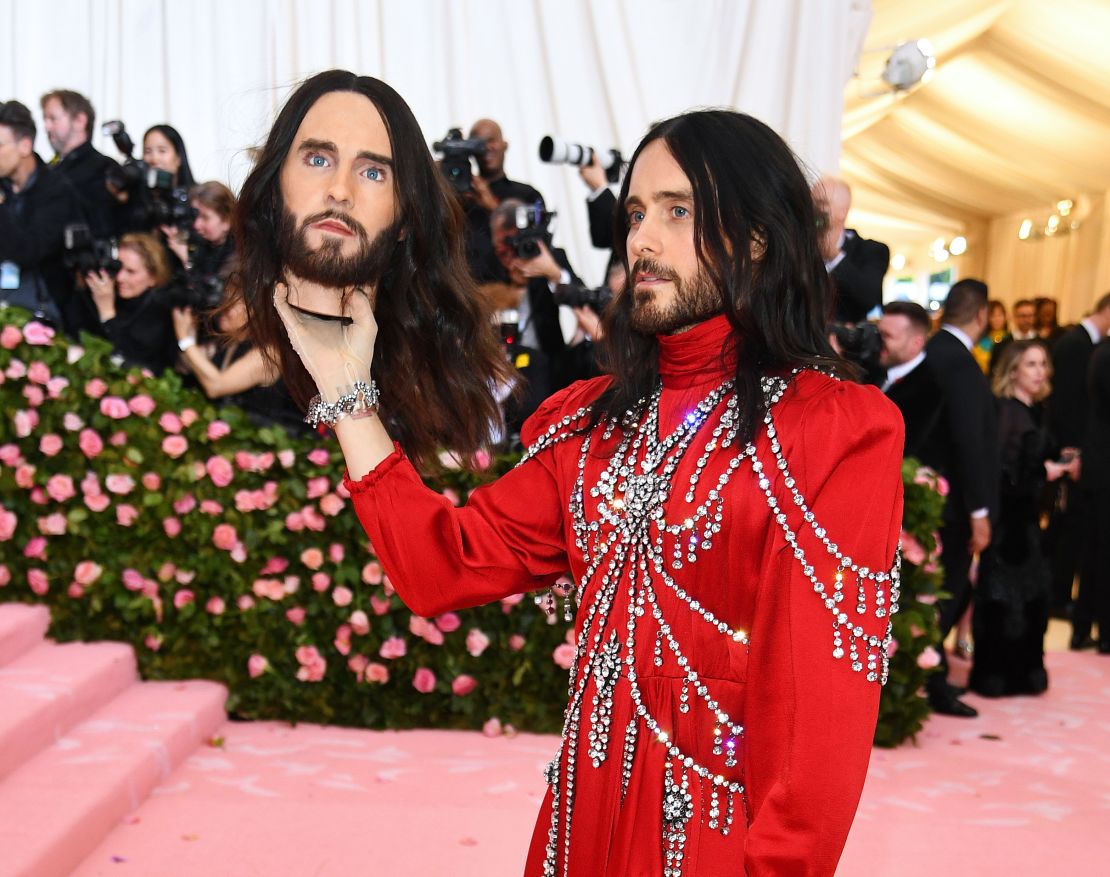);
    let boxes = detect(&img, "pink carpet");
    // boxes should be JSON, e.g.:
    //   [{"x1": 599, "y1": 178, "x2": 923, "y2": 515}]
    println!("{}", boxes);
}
[{"x1": 2, "y1": 603, "x2": 1107, "y2": 876}]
